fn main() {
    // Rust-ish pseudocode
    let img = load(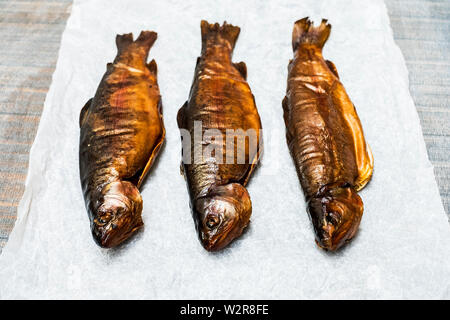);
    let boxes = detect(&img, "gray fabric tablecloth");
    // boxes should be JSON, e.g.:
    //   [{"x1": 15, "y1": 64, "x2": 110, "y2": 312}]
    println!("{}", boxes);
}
[{"x1": 0, "y1": 0, "x2": 448, "y2": 250}]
